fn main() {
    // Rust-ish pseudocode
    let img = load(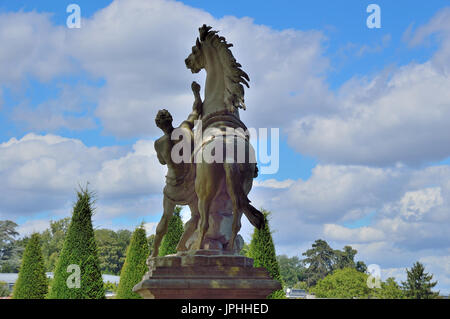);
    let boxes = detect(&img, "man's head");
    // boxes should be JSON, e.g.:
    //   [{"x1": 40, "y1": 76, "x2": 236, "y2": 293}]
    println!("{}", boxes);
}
[{"x1": 155, "y1": 109, "x2": 174, "y2": 133}]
